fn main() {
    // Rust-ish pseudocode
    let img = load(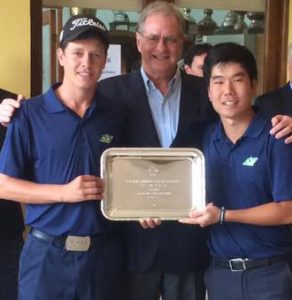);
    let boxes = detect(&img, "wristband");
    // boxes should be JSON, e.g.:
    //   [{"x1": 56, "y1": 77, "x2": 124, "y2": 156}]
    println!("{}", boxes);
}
[{"x1": 219, "y1": 206, "x2": 225, "y2": 224}]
